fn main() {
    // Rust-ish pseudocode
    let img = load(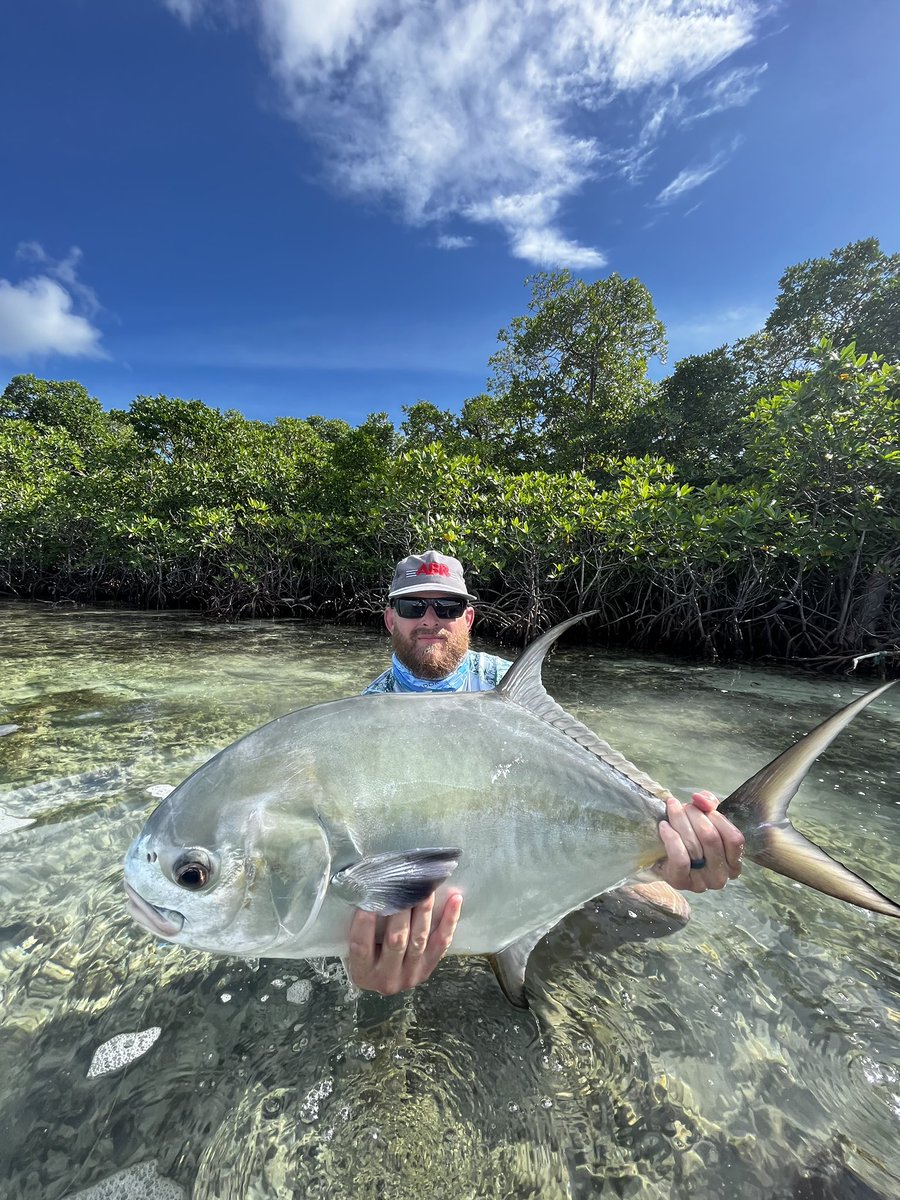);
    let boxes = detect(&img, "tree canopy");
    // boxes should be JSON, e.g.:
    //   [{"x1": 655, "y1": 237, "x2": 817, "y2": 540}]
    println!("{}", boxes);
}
[
  {"x1": 487, "y1": 270, "x2": 666, "y2": 471},
  {"x1": 736, "y1": 237, "x2": 900, "y2": 386},
  {"x1": 1, "y1": 237, "x2": 898, "y2": 668}
]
